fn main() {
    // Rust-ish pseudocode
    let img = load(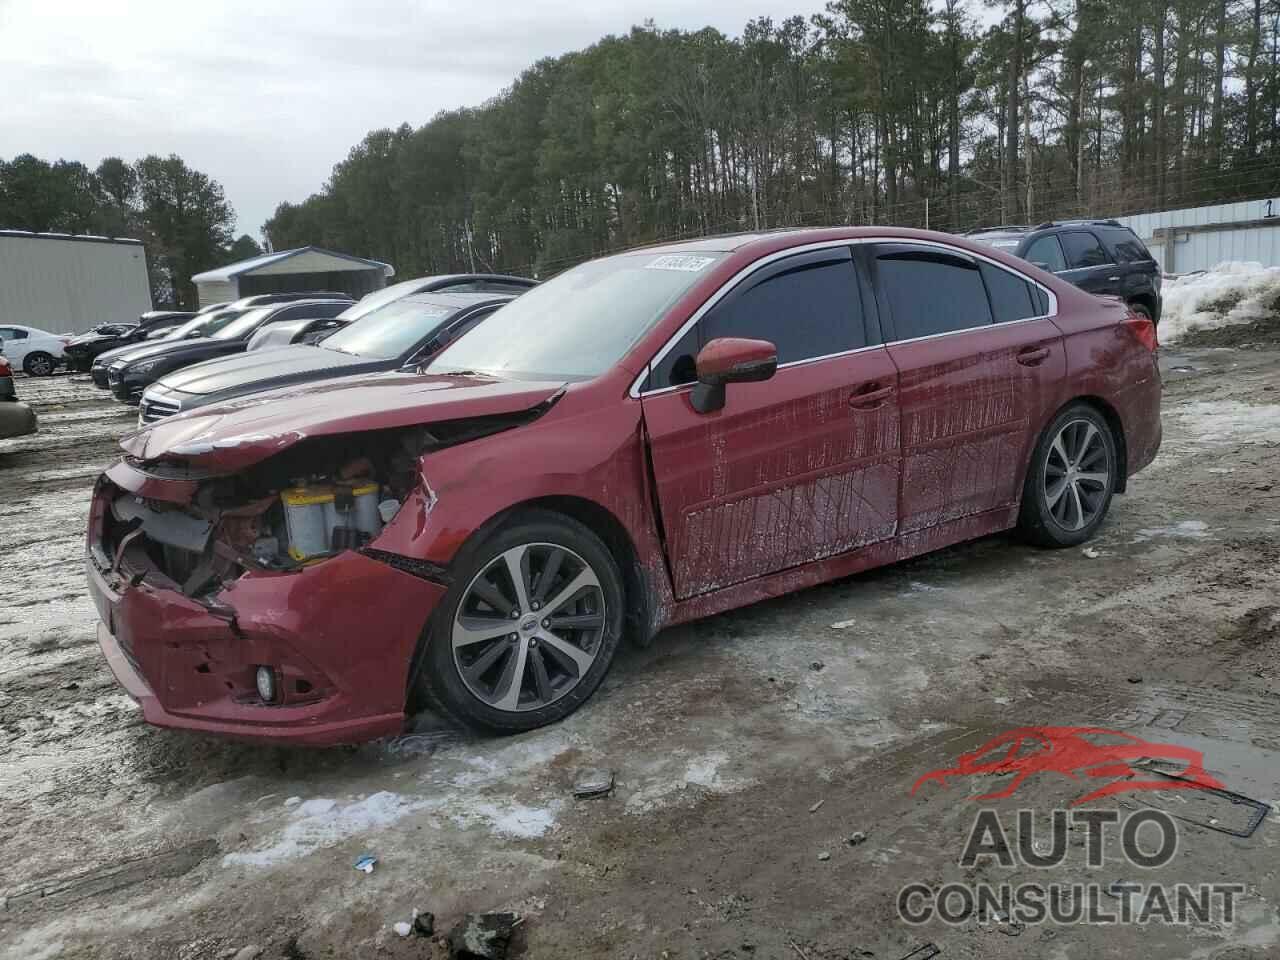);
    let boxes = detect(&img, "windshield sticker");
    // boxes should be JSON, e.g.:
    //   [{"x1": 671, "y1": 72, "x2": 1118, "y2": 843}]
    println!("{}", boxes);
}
[{"x1": 646, "y1": 254, "x2": 716, "y2": 272}]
